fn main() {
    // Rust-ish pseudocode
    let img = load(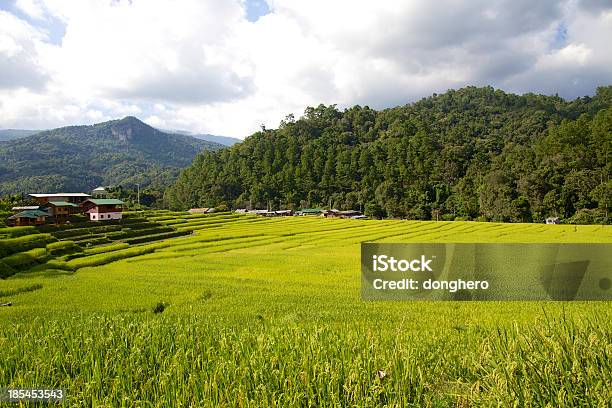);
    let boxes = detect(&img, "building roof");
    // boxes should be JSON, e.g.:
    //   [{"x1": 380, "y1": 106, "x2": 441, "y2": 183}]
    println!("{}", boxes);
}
[
  {"x1": 300, "y1": 208, "x2": 323, "y2": 213},
  {"x1": 84, "y1": 199, "x2": 125, "y2": 205},
  {"x1": 8, "y1": 210, "x2": 49, "y2": 219},
  {"x1": 11, "y1": 206, "x2": 40, "y2": 211},
  {"x1": 29, "y1": 193, "x2": 91, "y2": 198},
  {"x1": 45, "y1": 201, "x2": 79, "y2": 207},
  {"x1": 93, "y1": 187, "x2": 107, "y2": 192}
]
